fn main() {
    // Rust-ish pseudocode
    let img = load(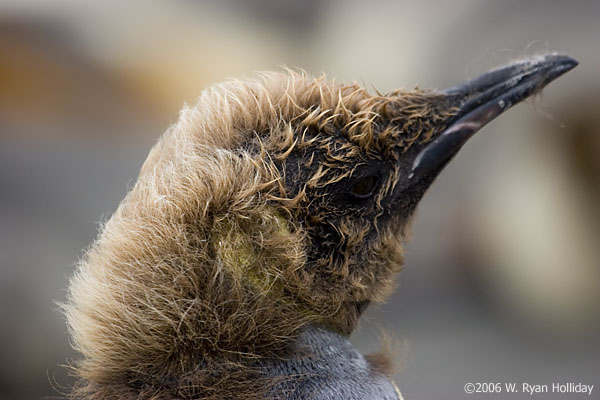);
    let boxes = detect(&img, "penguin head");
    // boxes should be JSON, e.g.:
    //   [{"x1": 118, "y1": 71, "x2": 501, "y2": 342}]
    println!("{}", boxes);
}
[
  {"x1": 187, "y1": 54, "x2": 577, "y2": 334},
  {"x1": 65, "y1": 55, "x2": 576, "y2": 396}
]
